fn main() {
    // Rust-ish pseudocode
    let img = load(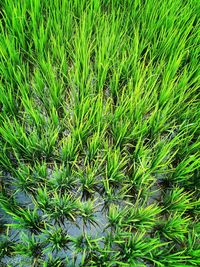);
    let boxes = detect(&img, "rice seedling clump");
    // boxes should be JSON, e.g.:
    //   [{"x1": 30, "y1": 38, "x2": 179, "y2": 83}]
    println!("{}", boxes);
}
[{"x1": 0, "y1": 0, "x2": 200, "y2": 266}]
